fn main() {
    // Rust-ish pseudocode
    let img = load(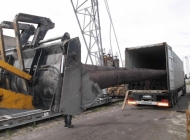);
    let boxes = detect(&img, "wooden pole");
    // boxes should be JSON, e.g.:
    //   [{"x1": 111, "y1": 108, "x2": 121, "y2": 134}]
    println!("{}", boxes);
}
[{"x1": 122, "y1": 90, "x2": 129, "y2": 110}]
